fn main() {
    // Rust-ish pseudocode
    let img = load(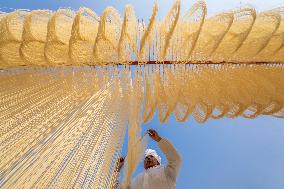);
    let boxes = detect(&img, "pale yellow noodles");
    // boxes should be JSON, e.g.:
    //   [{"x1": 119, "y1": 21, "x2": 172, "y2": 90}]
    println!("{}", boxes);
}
[
  {"x1": 0, "y1": 1, "x2": 283, "y2": 67},
  {"x1": 1, "y1": 64, "x2": 284, "y2": 188},
  {"x1": 0, "y1": 1, "x2": 284, "y2": 188},
  {"x1": 123, "y1": 69, "x2": 147, "y2": 188}
]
